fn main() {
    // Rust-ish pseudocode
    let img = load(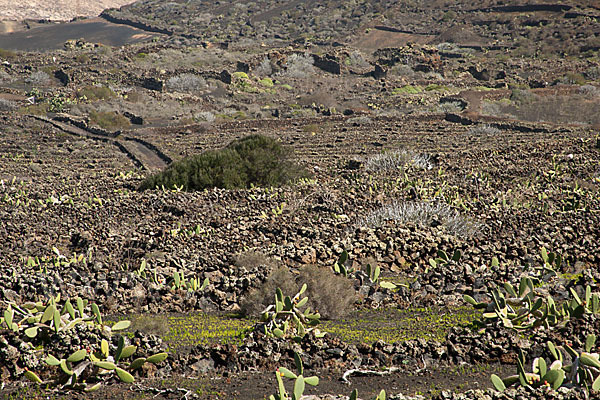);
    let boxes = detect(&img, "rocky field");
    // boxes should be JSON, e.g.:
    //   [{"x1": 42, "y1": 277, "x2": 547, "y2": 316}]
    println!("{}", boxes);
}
[{"x1": 0, "y1": 1, "x2": 599, "y2": 399}]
